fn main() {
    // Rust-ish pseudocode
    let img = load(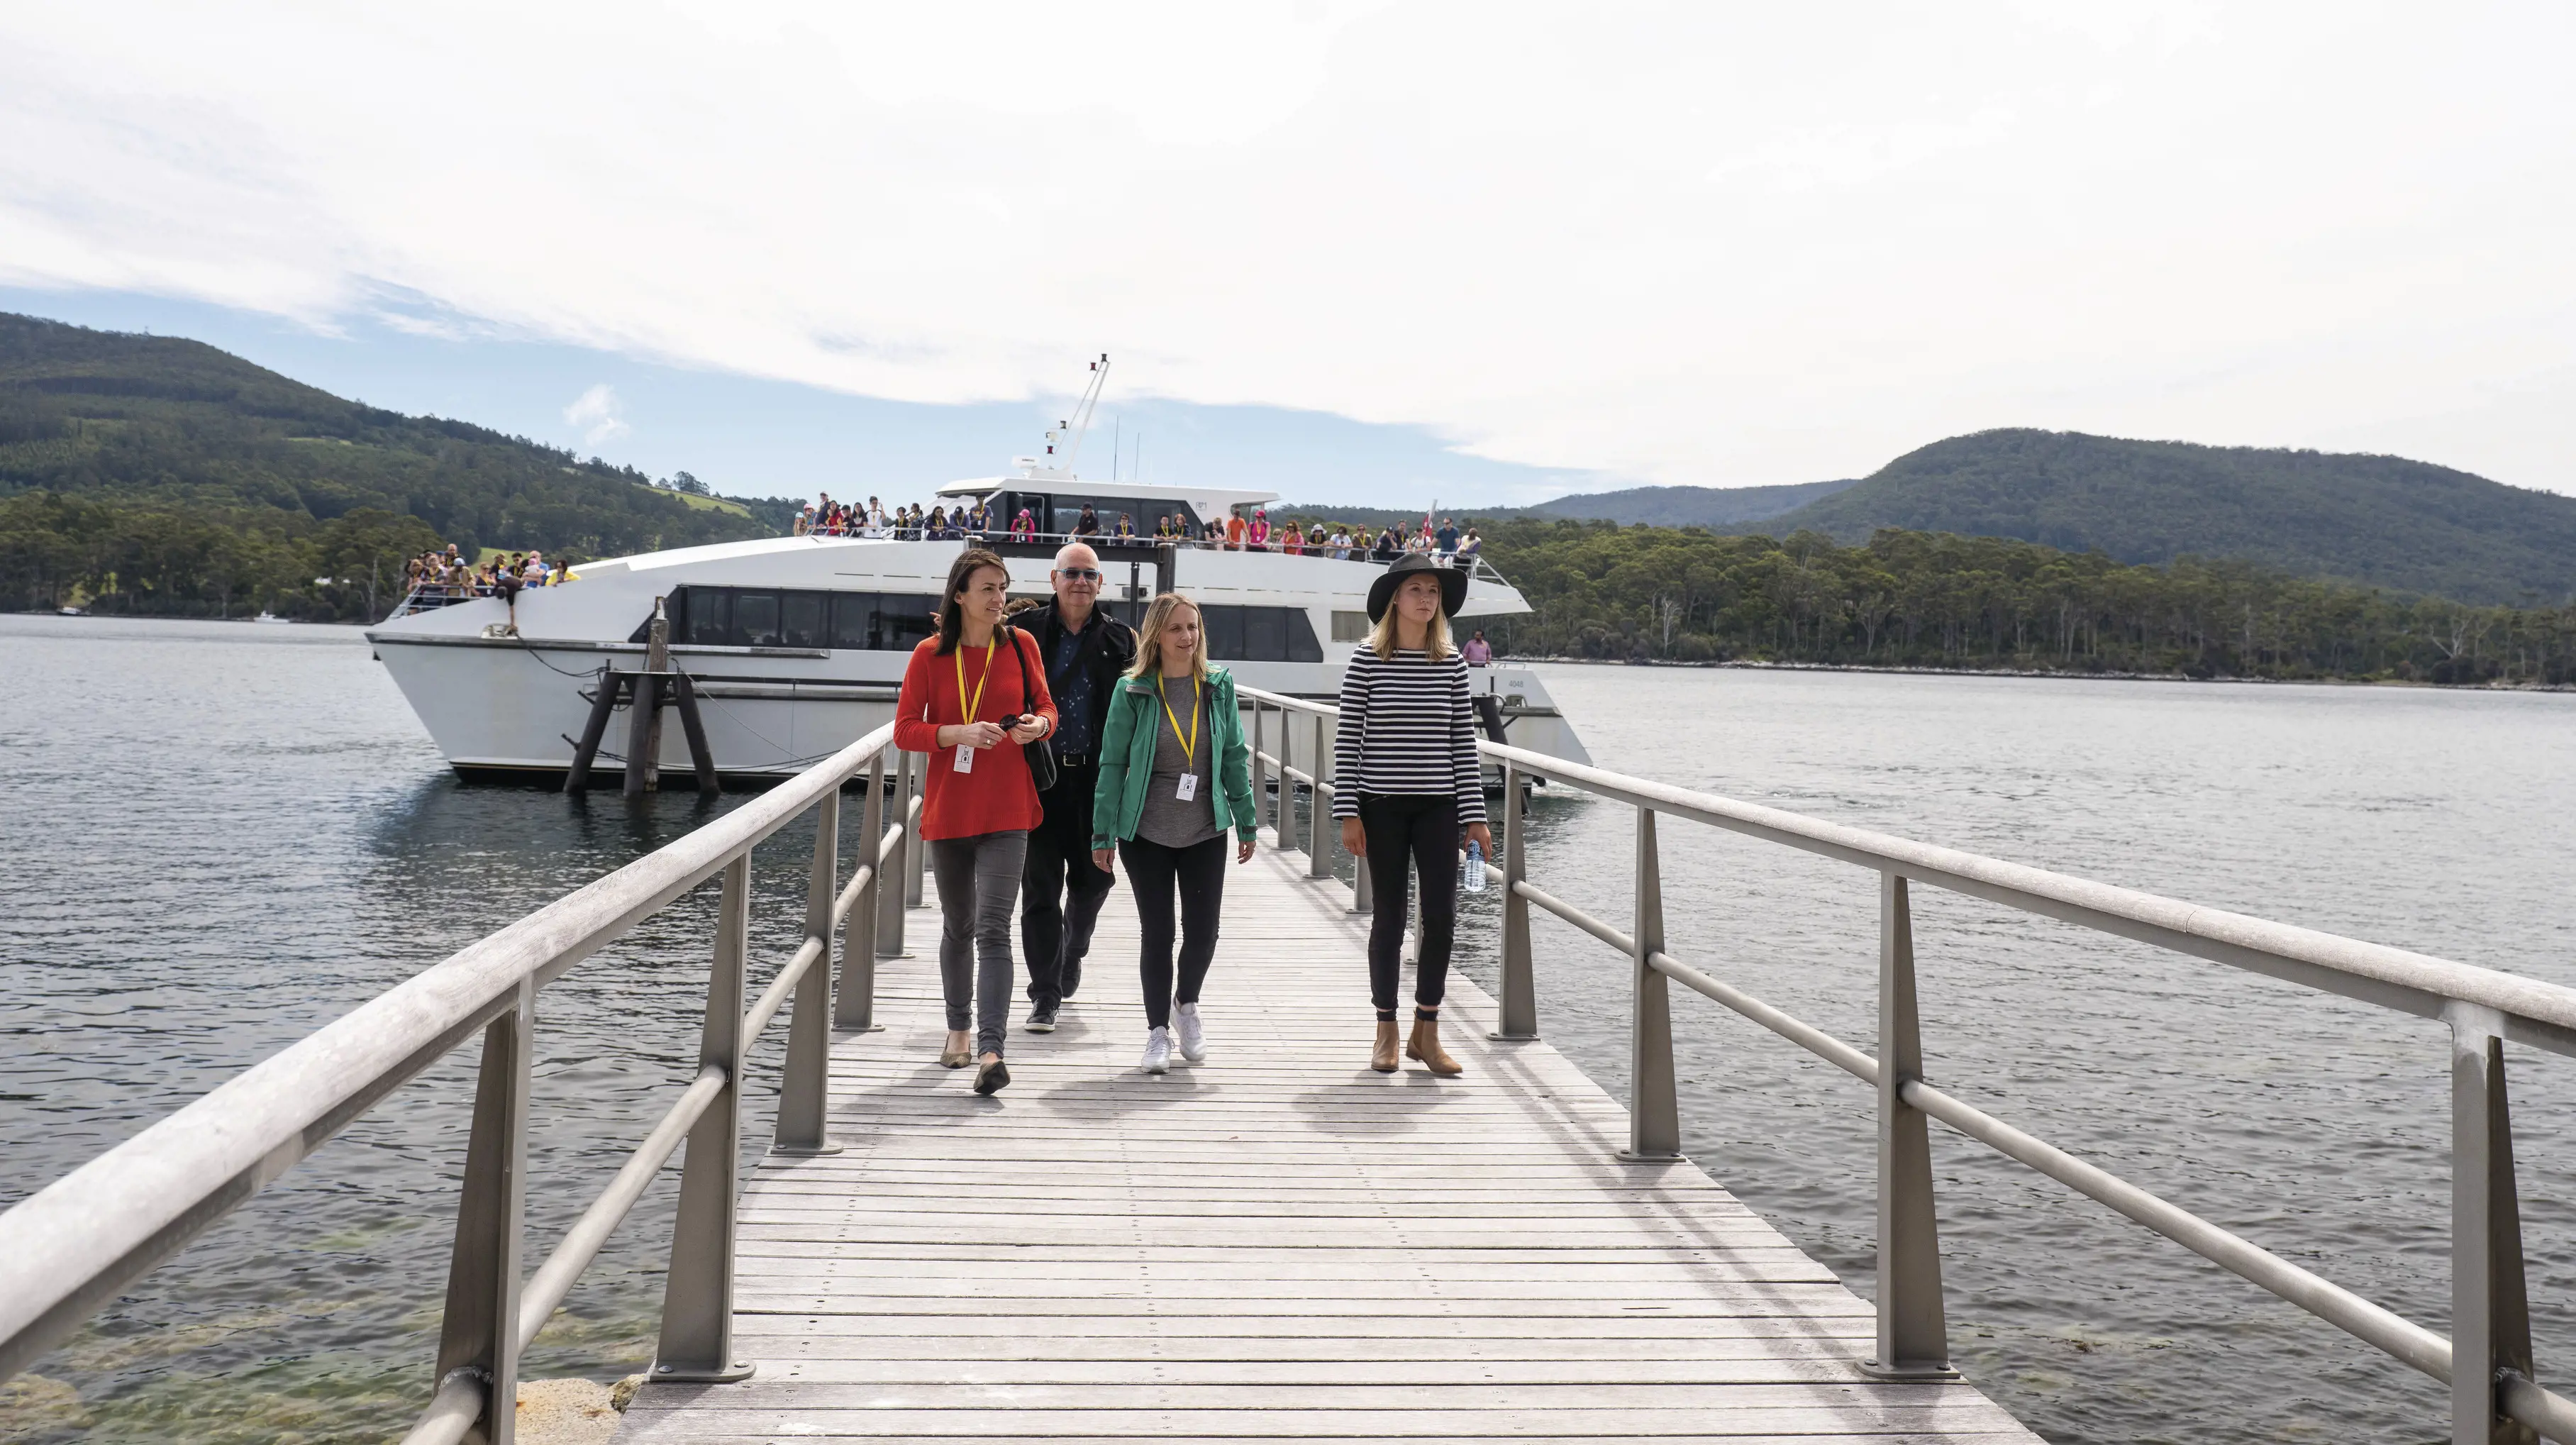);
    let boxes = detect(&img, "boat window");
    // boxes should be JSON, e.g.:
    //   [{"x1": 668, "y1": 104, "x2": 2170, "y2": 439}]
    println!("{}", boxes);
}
[
  {"x1": 1242, "y1": 605, "x2": 1285, "y2": 661},
  {"x1": 779, "y1": 592, "x2": 827, "y2": 649},
  {"x1": 679, "y1": 589, "x2": 730, "y2": 645},
  {"x1": 1048, "y1": 494, "x2": 1161, "y2": 537},
  {"x1": 870, "y1": 593, "x2": 939, "y2": 650},
  {"x1": 1289, "y1": 609, "x2": 1322, "y2": 661},
  {"x1": 733, "y1": 591, "x2": 783, "y2": 648},
  {"x1": 1331, "y1": 611, "x2": 1370, "y2": 643},
  {"x1": 1199, "y1": 602, "x2": 1242, "y2": 660},
  {"x1": 1198, "y1": 605, "x2": 1323, "y2": 664},
  {"x1": 829, "y1": 593, "x2": 873, "y2": 650},
  {"x1": 667, "y1": 586, "x2": 940, "y2": 650}
]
